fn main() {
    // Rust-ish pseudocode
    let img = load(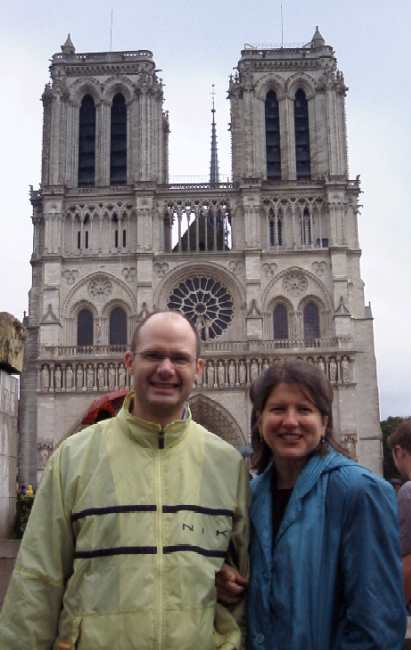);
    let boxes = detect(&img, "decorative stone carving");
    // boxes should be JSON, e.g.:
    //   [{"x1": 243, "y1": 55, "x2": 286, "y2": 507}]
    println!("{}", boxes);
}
[
  {"x1": 41, "y1": 304, "x2": 60, "y2": 324},
  {"x1": 37, "y1": 440, "x2": 55, "y2": 470},
  {"x1": 40, "y1": 365, "x2": 50, "y2": 391},
  {"x1": 228, "y1": 360, "x2": 236, "y2": 386},
  {"x1": 312, "y1": 261, "x2": 327, "y2": 276},
  {"x1": 86, "y1": 364, "x2": 94, "y2": 389},
  {"x1": 118, "y1": 364, "x2": 127, "y2": 388},
  {"x1": 262, "y1": 262, "x2": 278, "y2": 279},
  {"x1": 76, "y1": 365, "x2": 84, "y2": 390},
  {"x1": 335, "y1": 295, "x2": 350, "y2": 315},
  {"x1": 250, "y1": 359, "x2": 259, "y2": 383},
  {"x1": 0, "y1": 313, "x2": 25, "y2": 373},
  {"x1": 228, "y1": 261, "x2": 244, "y2": 276},
  {"x1": 54, "y1": 365, "x2": 62, "y2": 390},
  {"x1": 329, "y1": 358, "x2": 338, "y2": 383},
  {"x1": 88, "y1": 277, "x2": 112, "y2": 298},
  {"x1": 153, "y1": 262, "x2": 169, "y2": 278},
  {"x1": 238, "y1": 360, "x2": 247, "y2": 385},
  {"x1": 247, "y1": 299, "x2": 261, "y2": 318},
  {"x1": 341, "y1": 356, "x2": 352, "y2": 383},
  {"x1": 66, "y1": 365, "x2": 74, "y2": 390},
  {"x1": 282, "y1": 270, "x2": 308, "y2": 297},
  {"x1": 108, "y1": 364, "x2": 116, "y2": 390},
  {"x1": 137, "y1": 302, "x2": 151, "y2": 321},
  {"x1": 122, "y1": 267, "x2": 137, "y2": 282},
  {"x1": 217, "y1": 360, "x2": 225, "y2": 387},
  {"x1": 62, "y1": 269, "x2": 79, "y2": 285},
  {"x1": 340, "y1": 432, "x2": 357, "y2": 460},
  {"x1": 97, "y1": 364, "x2": 106, "y2": 390}
]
